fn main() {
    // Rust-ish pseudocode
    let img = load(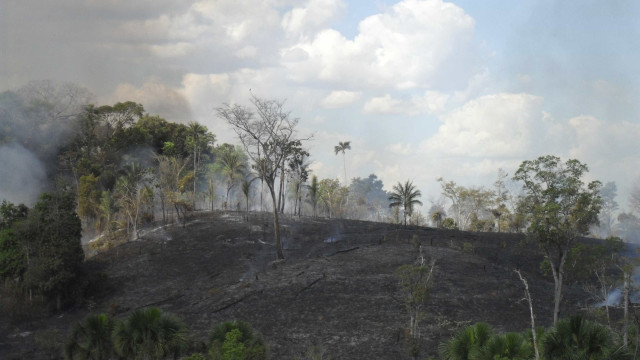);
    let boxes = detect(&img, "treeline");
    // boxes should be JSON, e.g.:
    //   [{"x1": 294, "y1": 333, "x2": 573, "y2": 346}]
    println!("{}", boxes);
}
[{"x1": 0, "y1": 82, "x2": 398, "y2": 246}]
